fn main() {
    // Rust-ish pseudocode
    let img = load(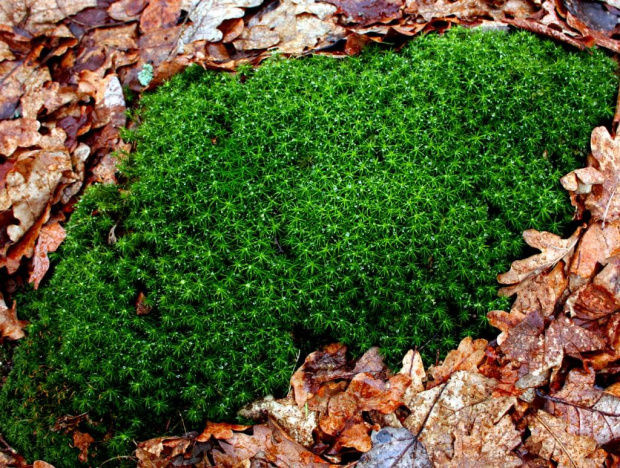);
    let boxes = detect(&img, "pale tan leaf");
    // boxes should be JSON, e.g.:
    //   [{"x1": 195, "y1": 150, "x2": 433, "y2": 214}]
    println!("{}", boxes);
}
[
  {"x1": 498, "y1": 227, "x2": 583, "y2": 285},
  {"x1": 526, "y1": 410, "x2": 606, "y2": 468}
]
